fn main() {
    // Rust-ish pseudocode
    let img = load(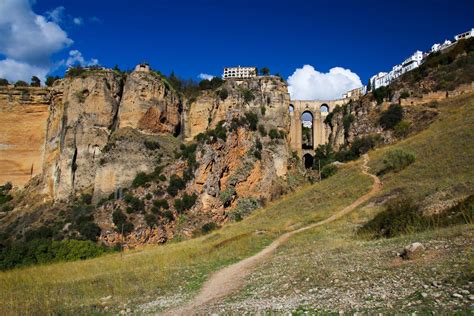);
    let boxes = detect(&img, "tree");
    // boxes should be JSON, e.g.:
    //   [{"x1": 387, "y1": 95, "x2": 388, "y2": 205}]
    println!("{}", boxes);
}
[
  {"x1": 366, "y1": 78, "x2": 372, "y2": 92},
  {"x1": 14, "y1": 80, "x2": 28, "y2": 87},
  {"x1": 379, "y1": 104, "x2": 403, "y2": 129},
  {"x1": 260, "y1": 67, "x2": 270, "y2": 76},
  {"x1": 45, "y1": 76, "x2": 60, "y2": 87},
  {"x1": 30, "y1": 76, "x2": 41, "y2": 87},
  {"x1": 0, "y1": 78, "x2": 9, "y2": 86}
]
